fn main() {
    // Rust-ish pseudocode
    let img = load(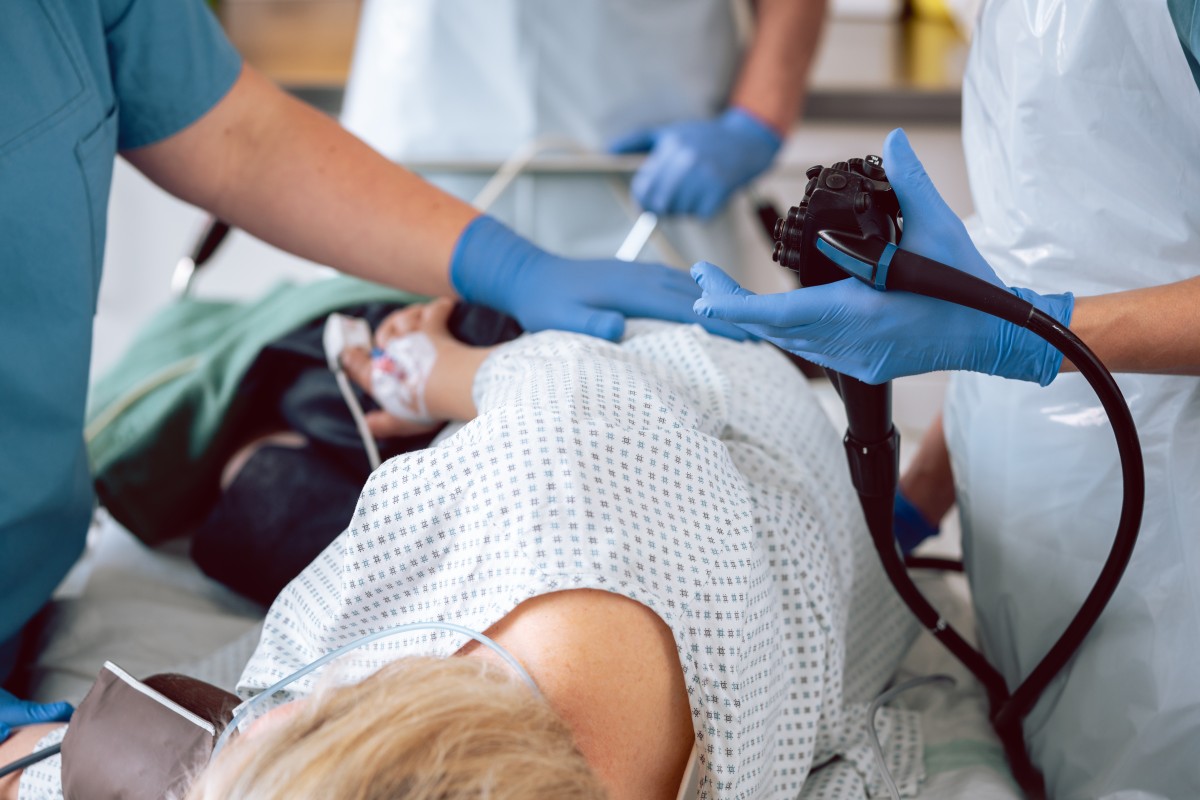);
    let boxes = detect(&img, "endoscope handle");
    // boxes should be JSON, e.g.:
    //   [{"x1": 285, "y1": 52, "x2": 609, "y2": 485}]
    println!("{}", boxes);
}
[{"x1": 814, "y1": 230, "x2": 1035, "y2": 326}]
